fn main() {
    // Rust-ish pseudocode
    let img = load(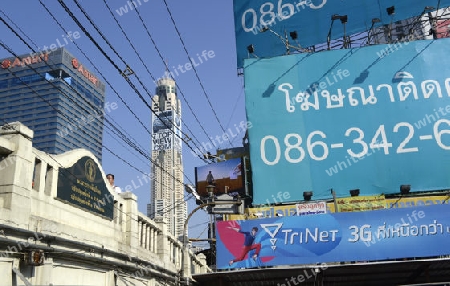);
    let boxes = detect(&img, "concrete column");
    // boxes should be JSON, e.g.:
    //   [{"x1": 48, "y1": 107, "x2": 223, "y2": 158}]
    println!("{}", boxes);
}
[
  {"x1": 138, "y1": 220, "x2": 142, "y2": 247},
  {"x1": 121, "y1": 192, "x2": 139, "y2": 252},
  {"x1": 0, "y1": 122, "x2": 34, "y2": 188},
  {"x1": 32, "y1": 160, "x2": 46, "y2": 194},
  {"x1": 152, "y1": 229, "x2": 157, "y2": 253},
  {"x1": 45, "y1": 165, "x2": 58, "y2": 197},
  {"x1": 0, "y1": 122, "x2": 33, "y2": 226},
  {"x1": 145, "y1": 225, "x2": 149, "y2": 250},
  {"x1": 183, "y1": 248, "x2": 191, "y2": 278},
  {"x1": 149, "y1": 227, "x2": 153, "y2": 252},
  {"x1": 35, "y1": 257, "x2": 53, "y2": 285},
  {"x1": 169, "y1": 242, "x2": 173, "y2": 263},
  {"x1": 154, "y1": 217, "x2": 169, "y2": 264},
  {"x1": 197, "y1": 253, "x2": 207, "y2": 274}
]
